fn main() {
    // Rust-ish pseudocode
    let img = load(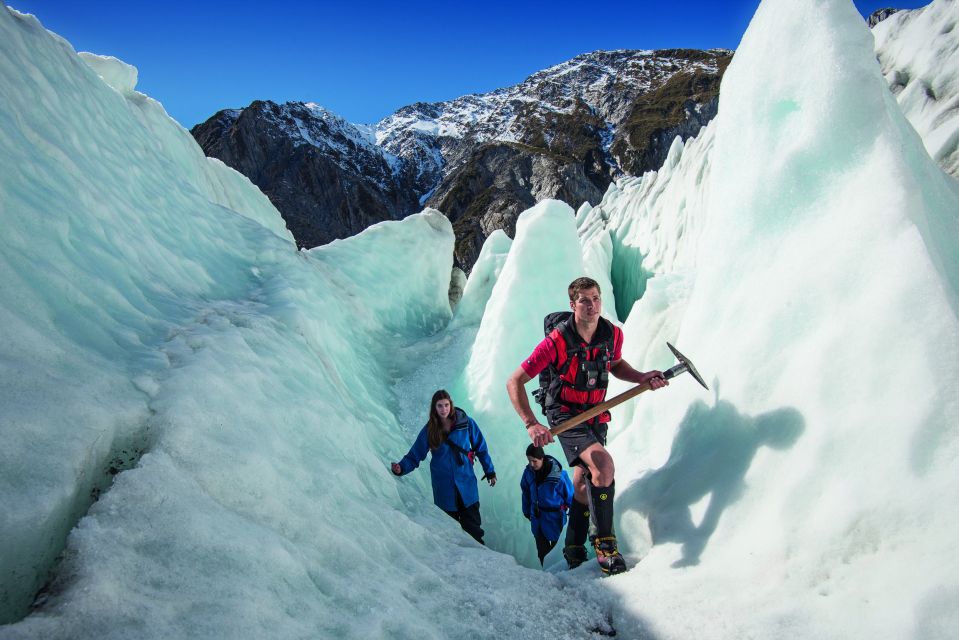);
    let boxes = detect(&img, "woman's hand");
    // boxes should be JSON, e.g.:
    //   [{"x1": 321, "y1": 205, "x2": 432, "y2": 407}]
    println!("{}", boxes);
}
[
  {"x1": 484, "y1": 472, "x2": 497, "y2": 487},
  {"x1": 391, "y1": 462, "x2": 402, "y2": 476}
]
